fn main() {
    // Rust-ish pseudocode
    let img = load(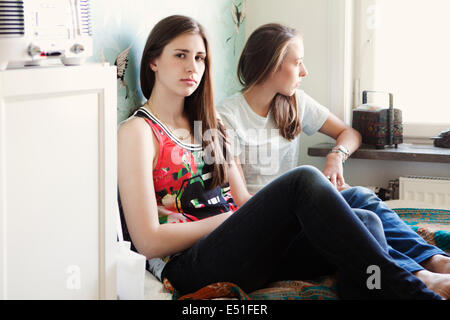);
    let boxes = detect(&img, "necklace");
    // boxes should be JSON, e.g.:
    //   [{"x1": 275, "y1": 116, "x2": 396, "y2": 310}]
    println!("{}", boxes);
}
[{"x1": 145, "y1": 102, "x2": 191, "y2": 142}]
